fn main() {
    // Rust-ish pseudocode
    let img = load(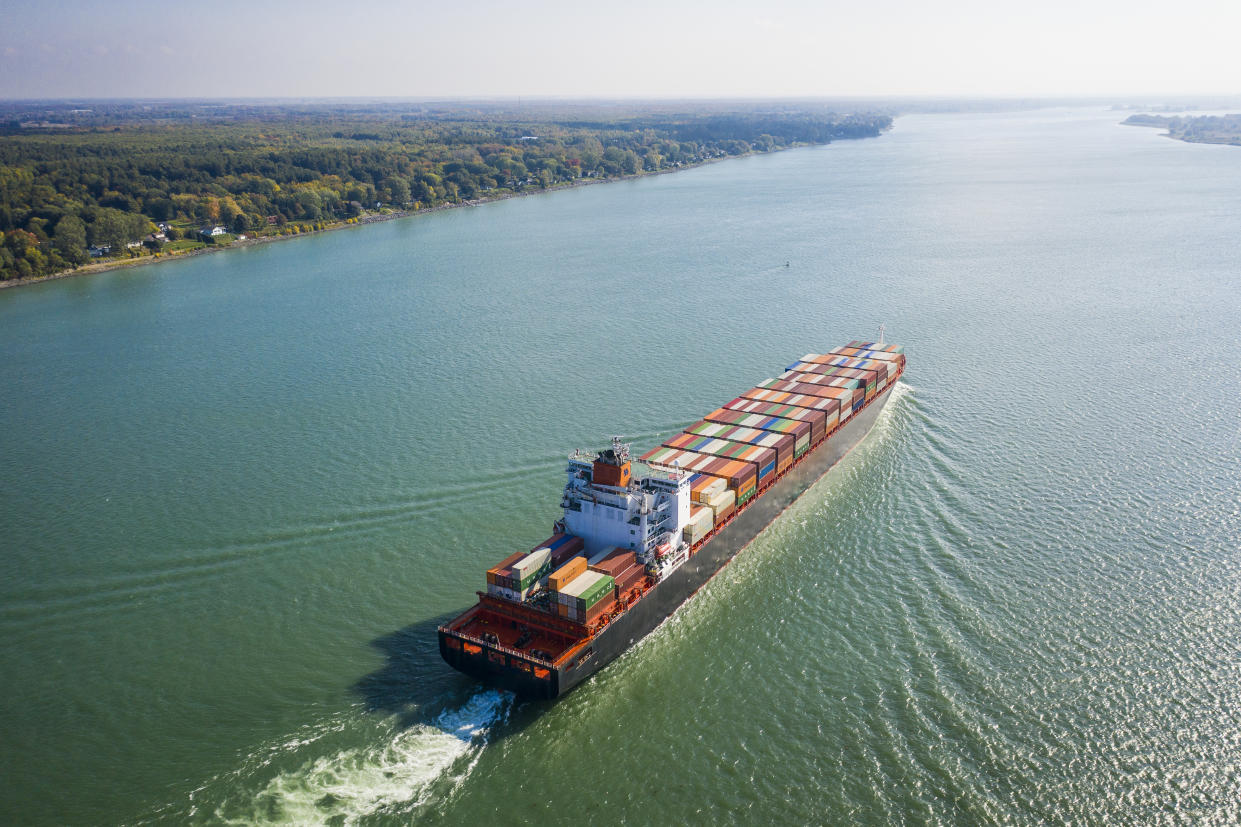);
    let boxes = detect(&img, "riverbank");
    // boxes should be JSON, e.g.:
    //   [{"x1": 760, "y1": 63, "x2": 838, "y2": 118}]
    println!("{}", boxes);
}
[
  {"x1": 1121, "y1": 113, "x2": 1241, "y2": 147},
  {"x1": 0, "y1": 147, "x2": 806, "y2": 292}
]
